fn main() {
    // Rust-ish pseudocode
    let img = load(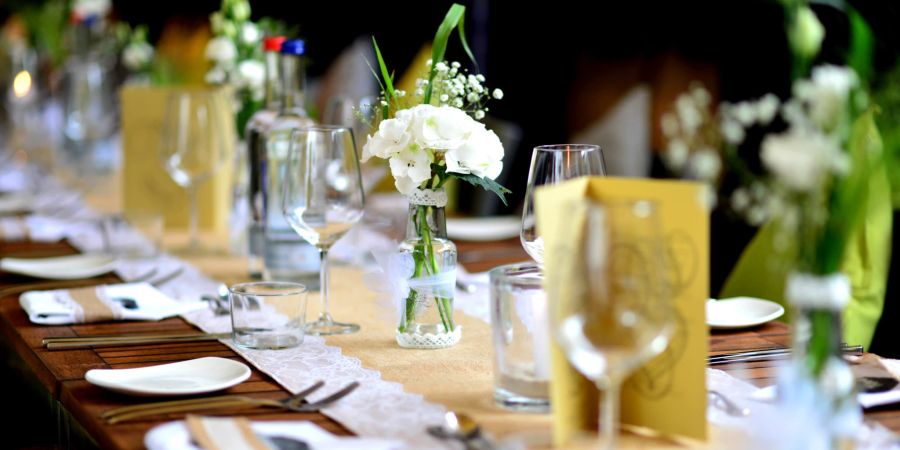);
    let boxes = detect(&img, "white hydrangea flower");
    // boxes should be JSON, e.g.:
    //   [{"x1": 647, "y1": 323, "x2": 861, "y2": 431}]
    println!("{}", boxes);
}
[
  {"x1": 122, "y1": 42, "x2": 154, "y2": 70},
  {"x1": 237, "y1": 60, "x2": 265, "y2": 100},
  {"x1": 361, "y1": 112, "x2": 413, "y2": 162},
  {"x1": 761, "y1": 128, "x2": 841, "y2": 192},
  {"x1": 389, "y1": 145, "x2": 434, "y2": 194},
  {"x1": 240, "y1": 22, "x2": 261, "y2": 45},
  {"x1": 445, "y1": 125, "x2": 504, "y2": 179},
  {"x1": 410, "y1": 104, "x2": 473, "y2": 150},
  {"x1": 205, "y1": 36, "x2": 237, "y2": 65}
]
